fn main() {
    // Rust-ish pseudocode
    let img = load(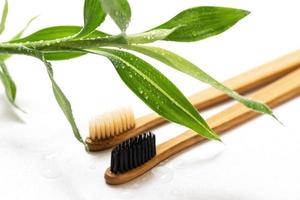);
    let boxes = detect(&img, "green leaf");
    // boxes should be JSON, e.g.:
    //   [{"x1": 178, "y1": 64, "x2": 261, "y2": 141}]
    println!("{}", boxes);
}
[
  {"x1": 0, "y1": 45, "x2": 83, "y2": 143},
  {"x1": 126, "y1": 28, "x2": 178, "y2": 44},
  {"x1": 0, "y1": 16, "x2": 38, "y2": 60},
  {"x1": 151, "y1": 6, "x2": 250, "y2": 42},
  {"x1": 0, "y1": 0, "x2": 8, "y2": 35},
  {"x1": 0, "y1": 60, "x2": 23, "y2": 110},
  {"x1": 26, "y1": 49, "x2": 83, "y2": 143},
  {"x1": 121, "y1": 45, "x2": 274, "y2": 117},
  {"x1": 10, "y1": 26, "x2": 109, "y2": 60},
  {"x1": 77, "y1": 0, "x2": 106, "y2": 37},
  {"x1": 101, "y1": 0, "x2": 131, "y2": 32},
  {"x1": 11, "y1": 26, "x2": 109, "y2": 43},
  {"x1": 86, "y1": 48, "x2": 221, "y2": 141},
  {"x1": 11, "y1": 16, "x2": 38, "y2": 41},
  {"x1": 44, "y1": 51, "x2": 86, "y2": 61},
  {"x1": 42, "y1": 27, "x2": 175, "y2": 59},
  {"x1": 0, "y1": 61, "x2": 16, "y2": 102},
  {"x1": 43, "y1": 59, "x2": 83, "y2": 143}
]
